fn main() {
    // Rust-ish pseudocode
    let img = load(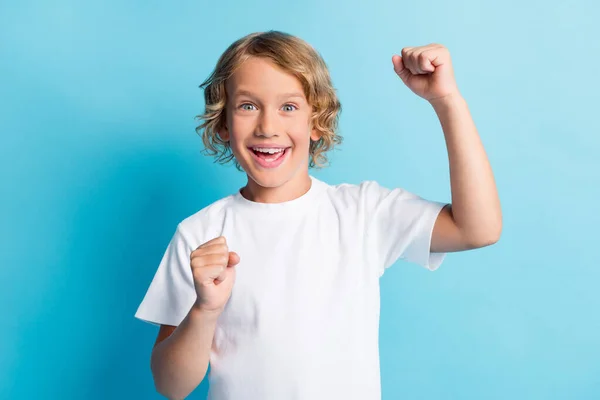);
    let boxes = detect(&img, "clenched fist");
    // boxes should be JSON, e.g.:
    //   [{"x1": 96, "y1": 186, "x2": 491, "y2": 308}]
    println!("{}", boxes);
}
[
  {"x1": 190, "y1": 236, "x2": 240, "y2": 314},
  {"x1": 392, "y1": 43, "x2": 460, "y2": 103}
]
